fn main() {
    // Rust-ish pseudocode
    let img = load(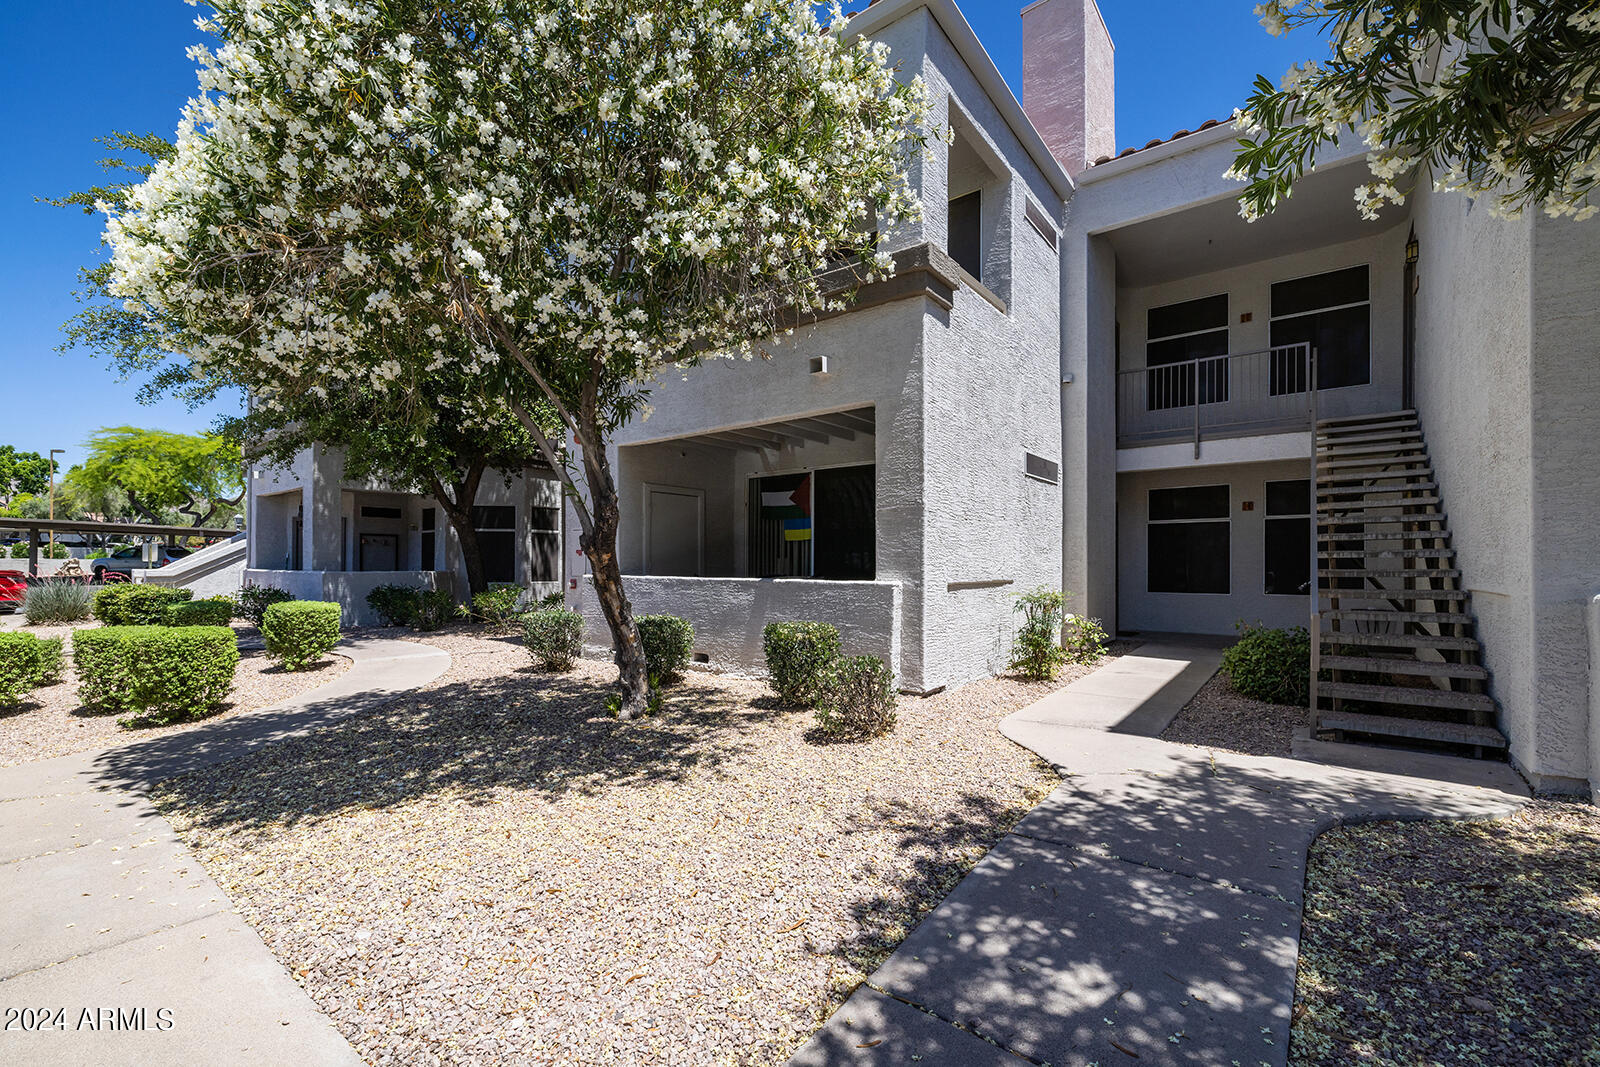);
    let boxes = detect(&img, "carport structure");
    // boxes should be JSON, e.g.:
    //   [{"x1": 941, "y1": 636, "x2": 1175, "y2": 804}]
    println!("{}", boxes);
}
[{"x1": 0, "y1": 518, "x2": 237, "y2": 577}]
